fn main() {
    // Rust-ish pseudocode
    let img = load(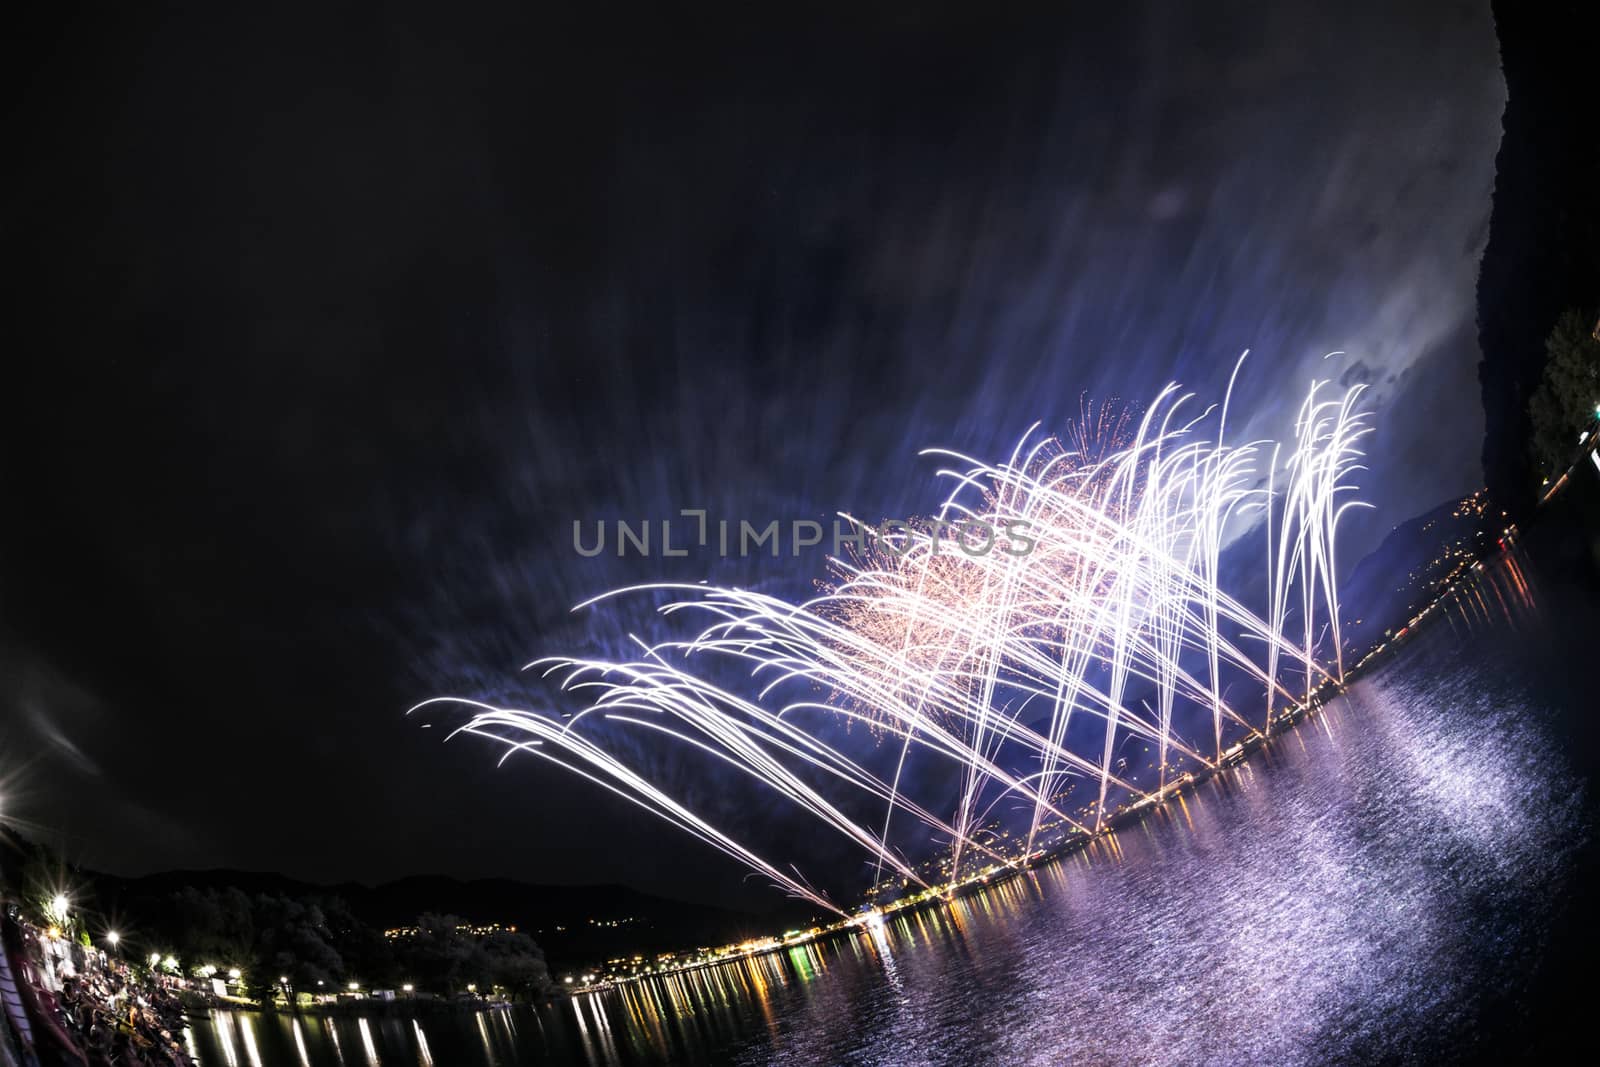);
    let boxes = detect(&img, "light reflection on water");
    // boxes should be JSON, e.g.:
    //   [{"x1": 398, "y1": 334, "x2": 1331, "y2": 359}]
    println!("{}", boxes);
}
[{"x1": 189, "y1": 550, "x2": 1586, "y2": 1065}]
